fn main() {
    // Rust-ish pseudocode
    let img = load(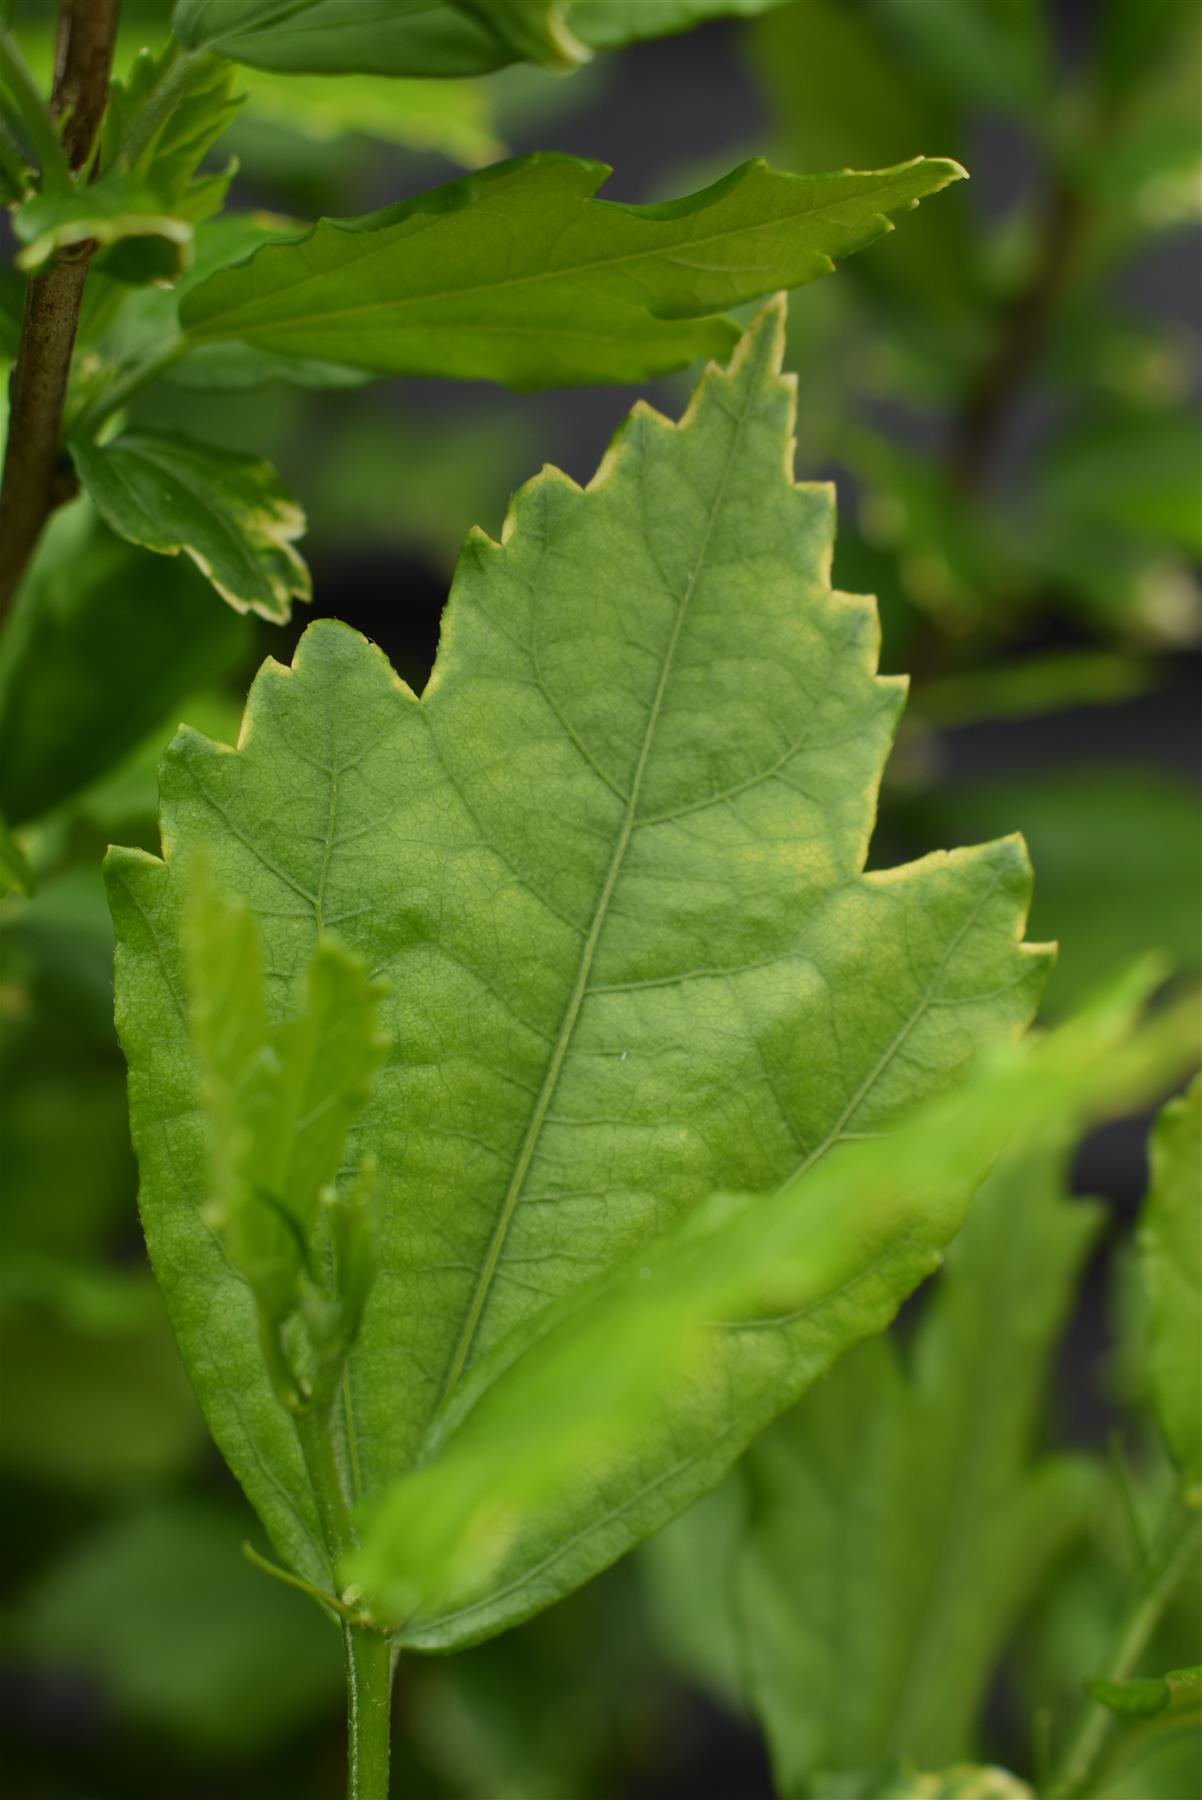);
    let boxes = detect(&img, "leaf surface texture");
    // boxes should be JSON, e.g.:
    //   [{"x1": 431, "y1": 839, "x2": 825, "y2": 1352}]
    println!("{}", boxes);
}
[
  {"x1": 70, "y1": 431, "x2": 311, "y2": 621},
  {"x1": 107, "y1": 303, "x2": 1048, "y2": 1641},
  {"x1": 178, "y1": 153, "x2": 965, "y2": 388}
]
